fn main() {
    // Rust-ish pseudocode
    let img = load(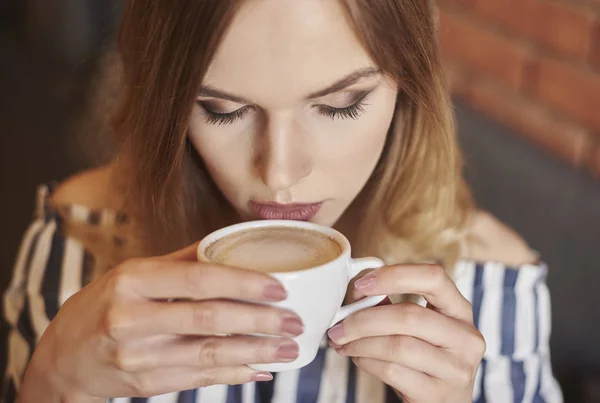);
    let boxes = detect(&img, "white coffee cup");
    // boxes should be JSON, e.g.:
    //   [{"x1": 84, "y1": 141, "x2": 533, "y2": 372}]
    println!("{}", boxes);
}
[{"x1": 197, "y1": 220, "x2": 386, "y2": 372}]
